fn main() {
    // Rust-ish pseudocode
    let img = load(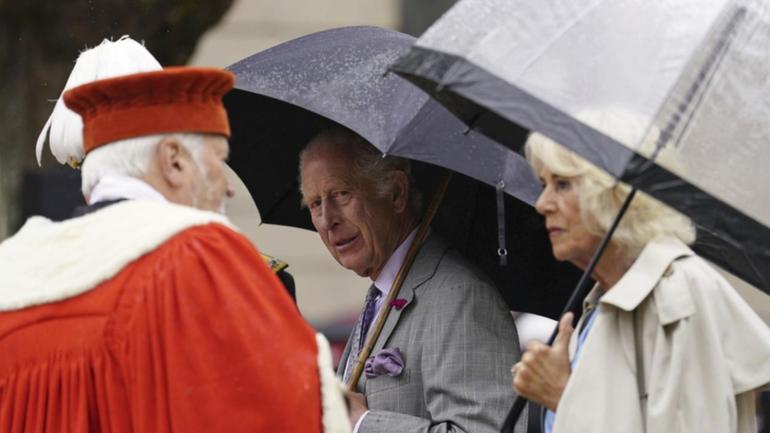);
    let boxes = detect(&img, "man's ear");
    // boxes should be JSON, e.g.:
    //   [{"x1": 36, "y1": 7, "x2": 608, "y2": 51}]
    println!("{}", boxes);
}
[
  {"x1": 391, "y1": 171, "x2": 409, "y2": 214},
  {"x1": 155, "y1": 136, "x2": 193, "y2": 187}
]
